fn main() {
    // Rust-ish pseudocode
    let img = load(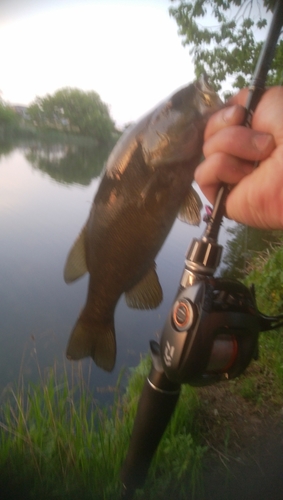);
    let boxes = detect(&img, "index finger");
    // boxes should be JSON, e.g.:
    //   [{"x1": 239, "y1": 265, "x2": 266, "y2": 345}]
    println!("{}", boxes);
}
[
  {"x1": 204, "y1": 89, "x2": 250, "y2": 141},
  {"x1": 227, "y1": 88, "x2": 250, "y2": 107}
]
